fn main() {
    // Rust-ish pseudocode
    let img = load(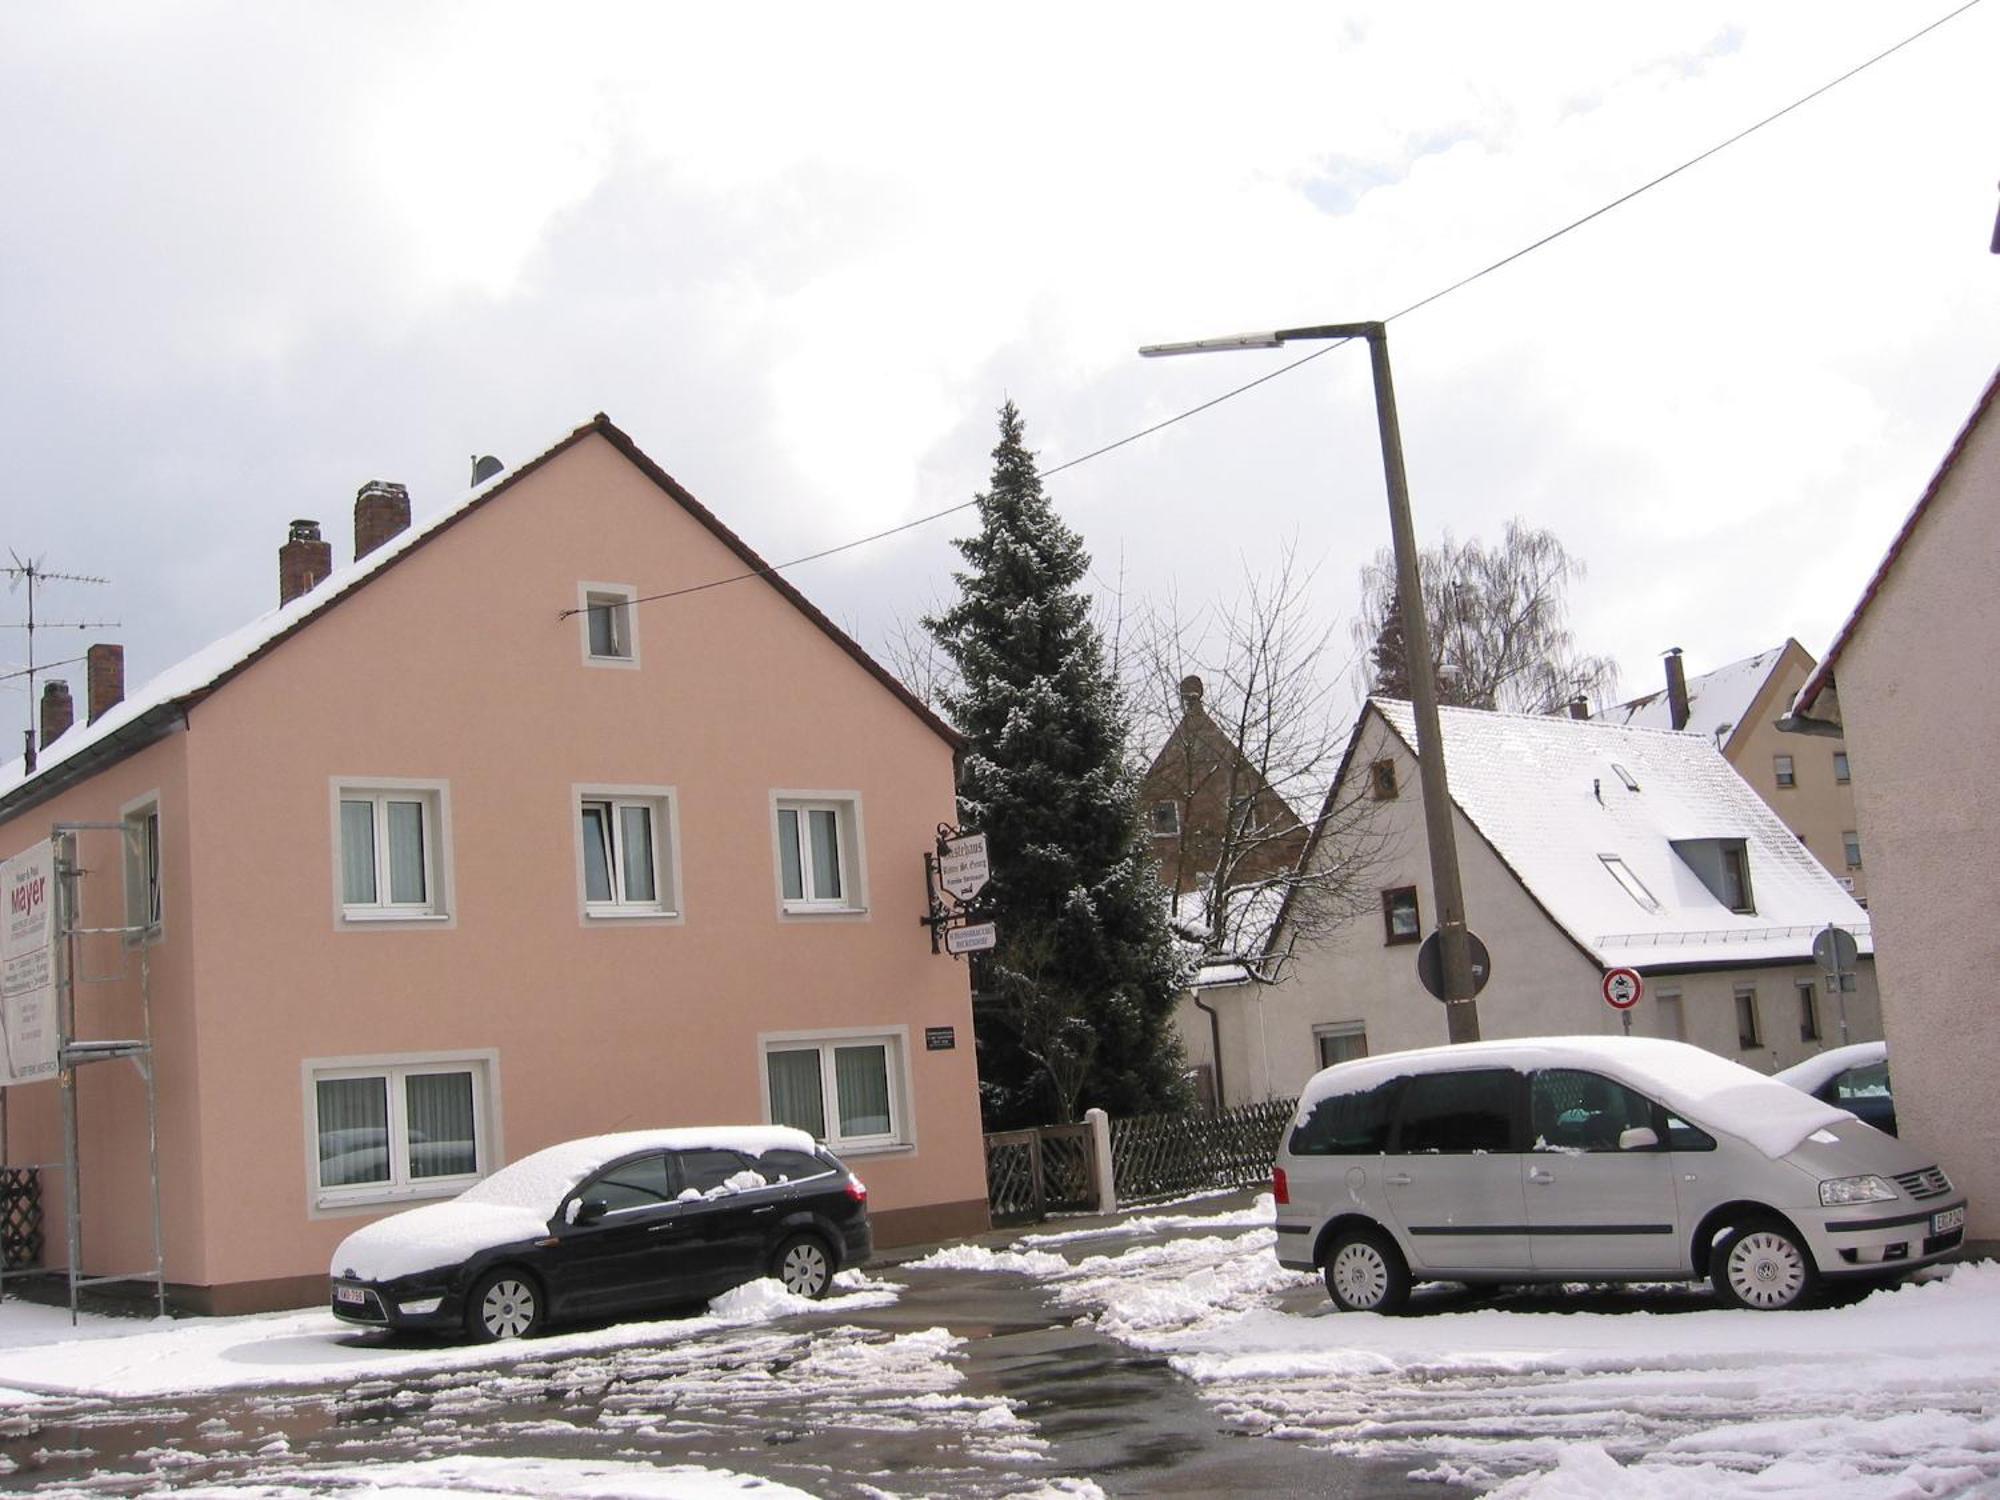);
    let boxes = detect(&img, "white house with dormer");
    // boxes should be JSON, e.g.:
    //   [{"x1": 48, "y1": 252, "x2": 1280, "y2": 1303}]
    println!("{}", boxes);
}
[{"x1": 1196, "y1": 699, "x2": 1879, "y2": 1108}]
